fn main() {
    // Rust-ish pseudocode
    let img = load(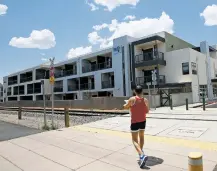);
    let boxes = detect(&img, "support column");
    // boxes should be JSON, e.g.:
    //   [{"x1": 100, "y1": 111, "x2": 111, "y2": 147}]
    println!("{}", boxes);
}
[{"x1": 200, "y1": 41, "x2": 213, "y2": 100}]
